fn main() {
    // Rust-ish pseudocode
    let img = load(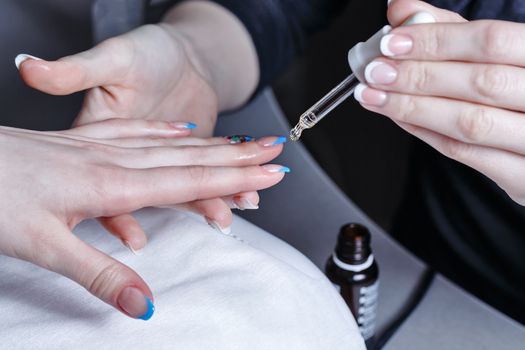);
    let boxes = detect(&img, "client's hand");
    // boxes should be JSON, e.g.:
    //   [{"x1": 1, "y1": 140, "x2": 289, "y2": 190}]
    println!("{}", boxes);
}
[
  {"x1": 0, "y1": 119, "x2": 288, "y2": 320},
  {"x1": 355, "y1": 0, "x2": 525, "y2": 205},
  {"x1": 16, "y1": 1, "x2": 262, "y2": 243}
]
